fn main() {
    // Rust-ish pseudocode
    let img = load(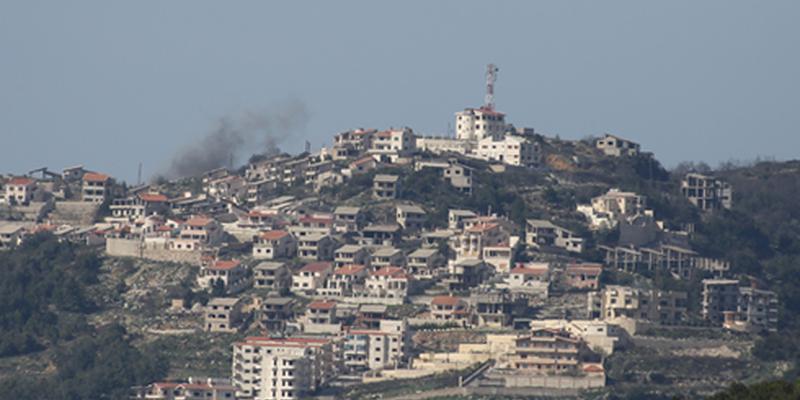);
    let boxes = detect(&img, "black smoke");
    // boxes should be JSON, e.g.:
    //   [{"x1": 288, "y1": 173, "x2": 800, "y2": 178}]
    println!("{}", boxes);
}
[{"x1": 163, "y1": 100, "x2": 309, "y2": 179}]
